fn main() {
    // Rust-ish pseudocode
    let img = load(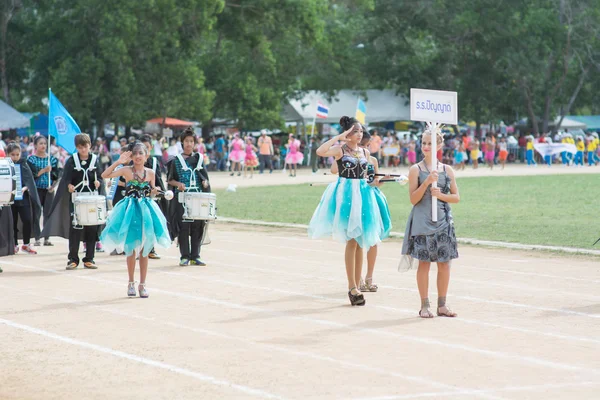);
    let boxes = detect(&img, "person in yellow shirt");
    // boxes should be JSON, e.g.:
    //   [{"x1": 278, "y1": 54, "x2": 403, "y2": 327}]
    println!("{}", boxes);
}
[
  {"x1": 575, "y1": 137, "x2": 585, "y2": 166},
  {"x1": 560, "y1": 133, "x2": 570, "y2": 166},
  {"x1": 587, "y1": 137, "x2": 597, "y2": 166},
  {"x1": 526, "y1": 136, "x2": 536, "y2": 166}
]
